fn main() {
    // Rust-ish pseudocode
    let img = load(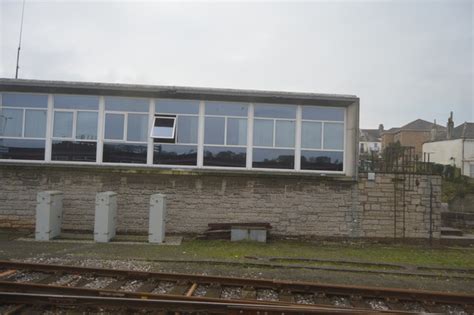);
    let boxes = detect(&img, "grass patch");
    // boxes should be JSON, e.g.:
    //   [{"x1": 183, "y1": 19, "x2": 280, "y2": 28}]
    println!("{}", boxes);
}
[{"x1": 69, "y1": 239, "x2": 474, "y2": 269}]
